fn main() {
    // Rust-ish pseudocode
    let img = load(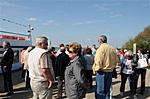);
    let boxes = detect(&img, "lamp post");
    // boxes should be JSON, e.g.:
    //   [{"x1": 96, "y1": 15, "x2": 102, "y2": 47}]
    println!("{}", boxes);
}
[{"x1": 27, "y1": 24, "x2": 34, "y2": 45}]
